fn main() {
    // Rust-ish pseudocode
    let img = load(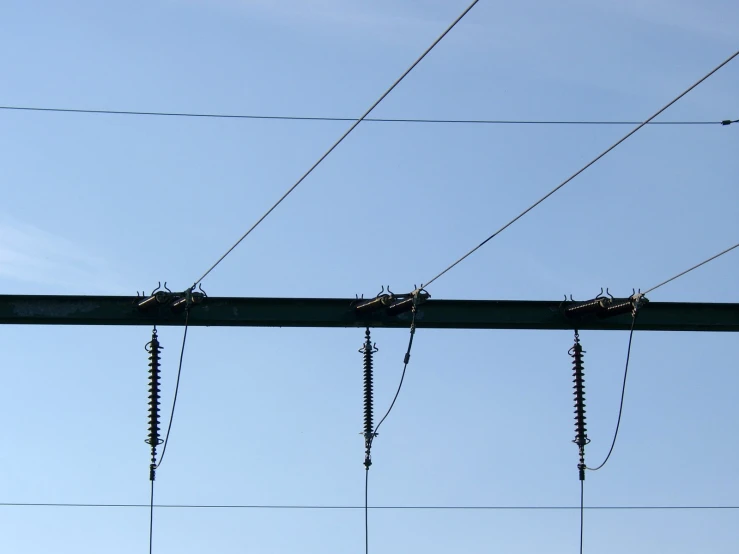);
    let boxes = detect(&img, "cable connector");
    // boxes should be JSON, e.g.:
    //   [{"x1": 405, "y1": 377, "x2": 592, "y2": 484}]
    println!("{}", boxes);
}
[
  {"x1": 386, "y1": 287, "x2": 429, "y2": 316},
  {"x1": 171, "y1": 284, "x2": 207, "y2": 312},
  {"x1": 630, "y1": 291, "x2": 648, "y2": 316}
]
